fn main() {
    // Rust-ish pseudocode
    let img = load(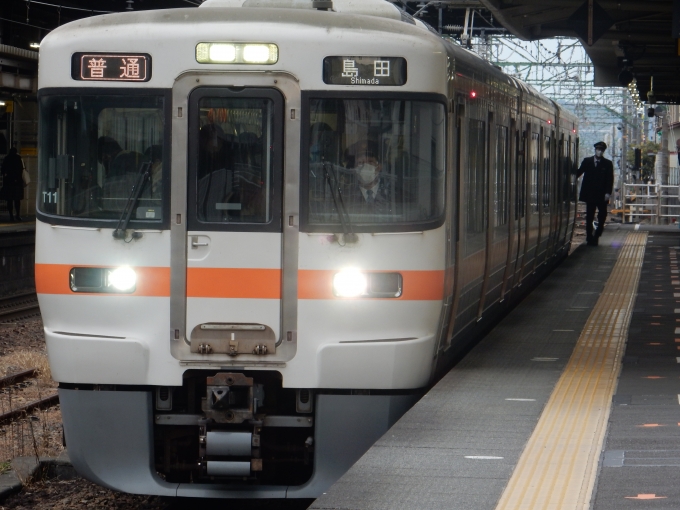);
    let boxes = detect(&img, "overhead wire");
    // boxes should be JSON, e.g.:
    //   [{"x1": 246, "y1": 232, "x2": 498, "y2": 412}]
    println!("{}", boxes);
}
[{"x1": 18, "y1": 0, "x2": 113, "y2": 14}]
